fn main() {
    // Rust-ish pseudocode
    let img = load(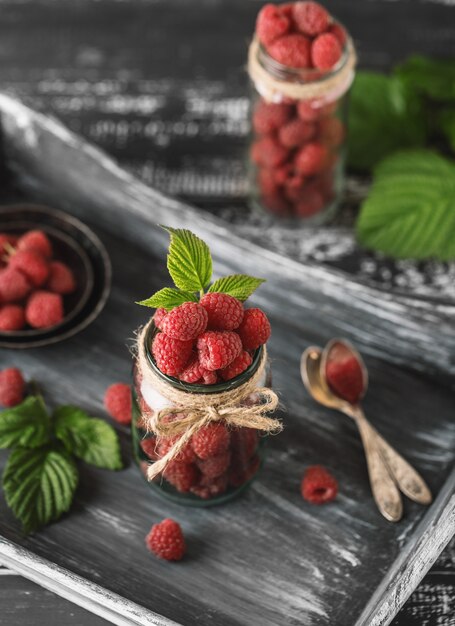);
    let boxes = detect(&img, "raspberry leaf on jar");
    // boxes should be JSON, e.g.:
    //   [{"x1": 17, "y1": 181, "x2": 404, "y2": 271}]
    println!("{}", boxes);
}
[
  {"x1": 208, "y1": 274, "x2": 266, "y2": 301},
  {"x1": 137, "y1": 287, "x2": 198, "y2": 310},
  {"x1": 161, "y1": 226, "x2": 213, "y2": 292},
  {"x1": 0, "y1": 395, "x2": 51, "y2": 449}
]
